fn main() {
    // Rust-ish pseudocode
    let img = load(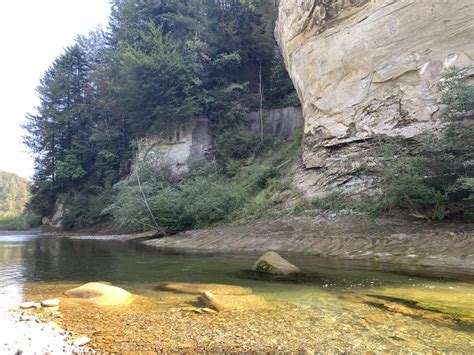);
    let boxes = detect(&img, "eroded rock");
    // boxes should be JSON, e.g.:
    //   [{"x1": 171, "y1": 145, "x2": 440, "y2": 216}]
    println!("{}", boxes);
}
[
  {"x1": 64, "y1": 282, "x2": 133, "y2": 306},
  {"x1": 275, "y1": 0, "x2": 474, "y2": 196},
  {"x1": 252, "y1": 251, "x2": 301, "y2": 275}
]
